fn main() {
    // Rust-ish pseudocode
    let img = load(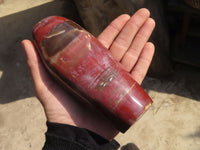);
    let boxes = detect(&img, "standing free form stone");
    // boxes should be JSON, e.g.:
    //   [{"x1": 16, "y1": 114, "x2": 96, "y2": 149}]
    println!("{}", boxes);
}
[{"x1": 32, "y1": 16, "x2": 153, "y2": 132}]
